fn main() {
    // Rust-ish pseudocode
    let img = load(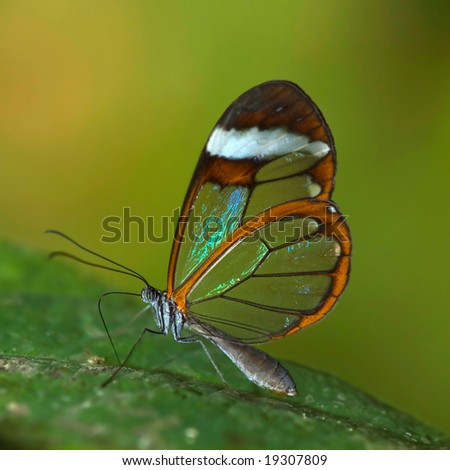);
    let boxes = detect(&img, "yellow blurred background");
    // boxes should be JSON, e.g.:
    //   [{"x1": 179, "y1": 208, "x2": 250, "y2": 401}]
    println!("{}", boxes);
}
[{"x1": 1, "y1": 1, "x2": 449, "y2": 435}]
